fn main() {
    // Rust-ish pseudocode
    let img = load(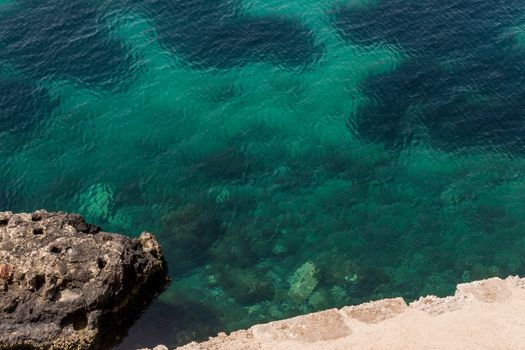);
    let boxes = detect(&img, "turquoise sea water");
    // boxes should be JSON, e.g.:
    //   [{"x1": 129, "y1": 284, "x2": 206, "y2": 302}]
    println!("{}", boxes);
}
[{"x1": 2, "y1": 0, "x2": 525, "y2": 348}]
